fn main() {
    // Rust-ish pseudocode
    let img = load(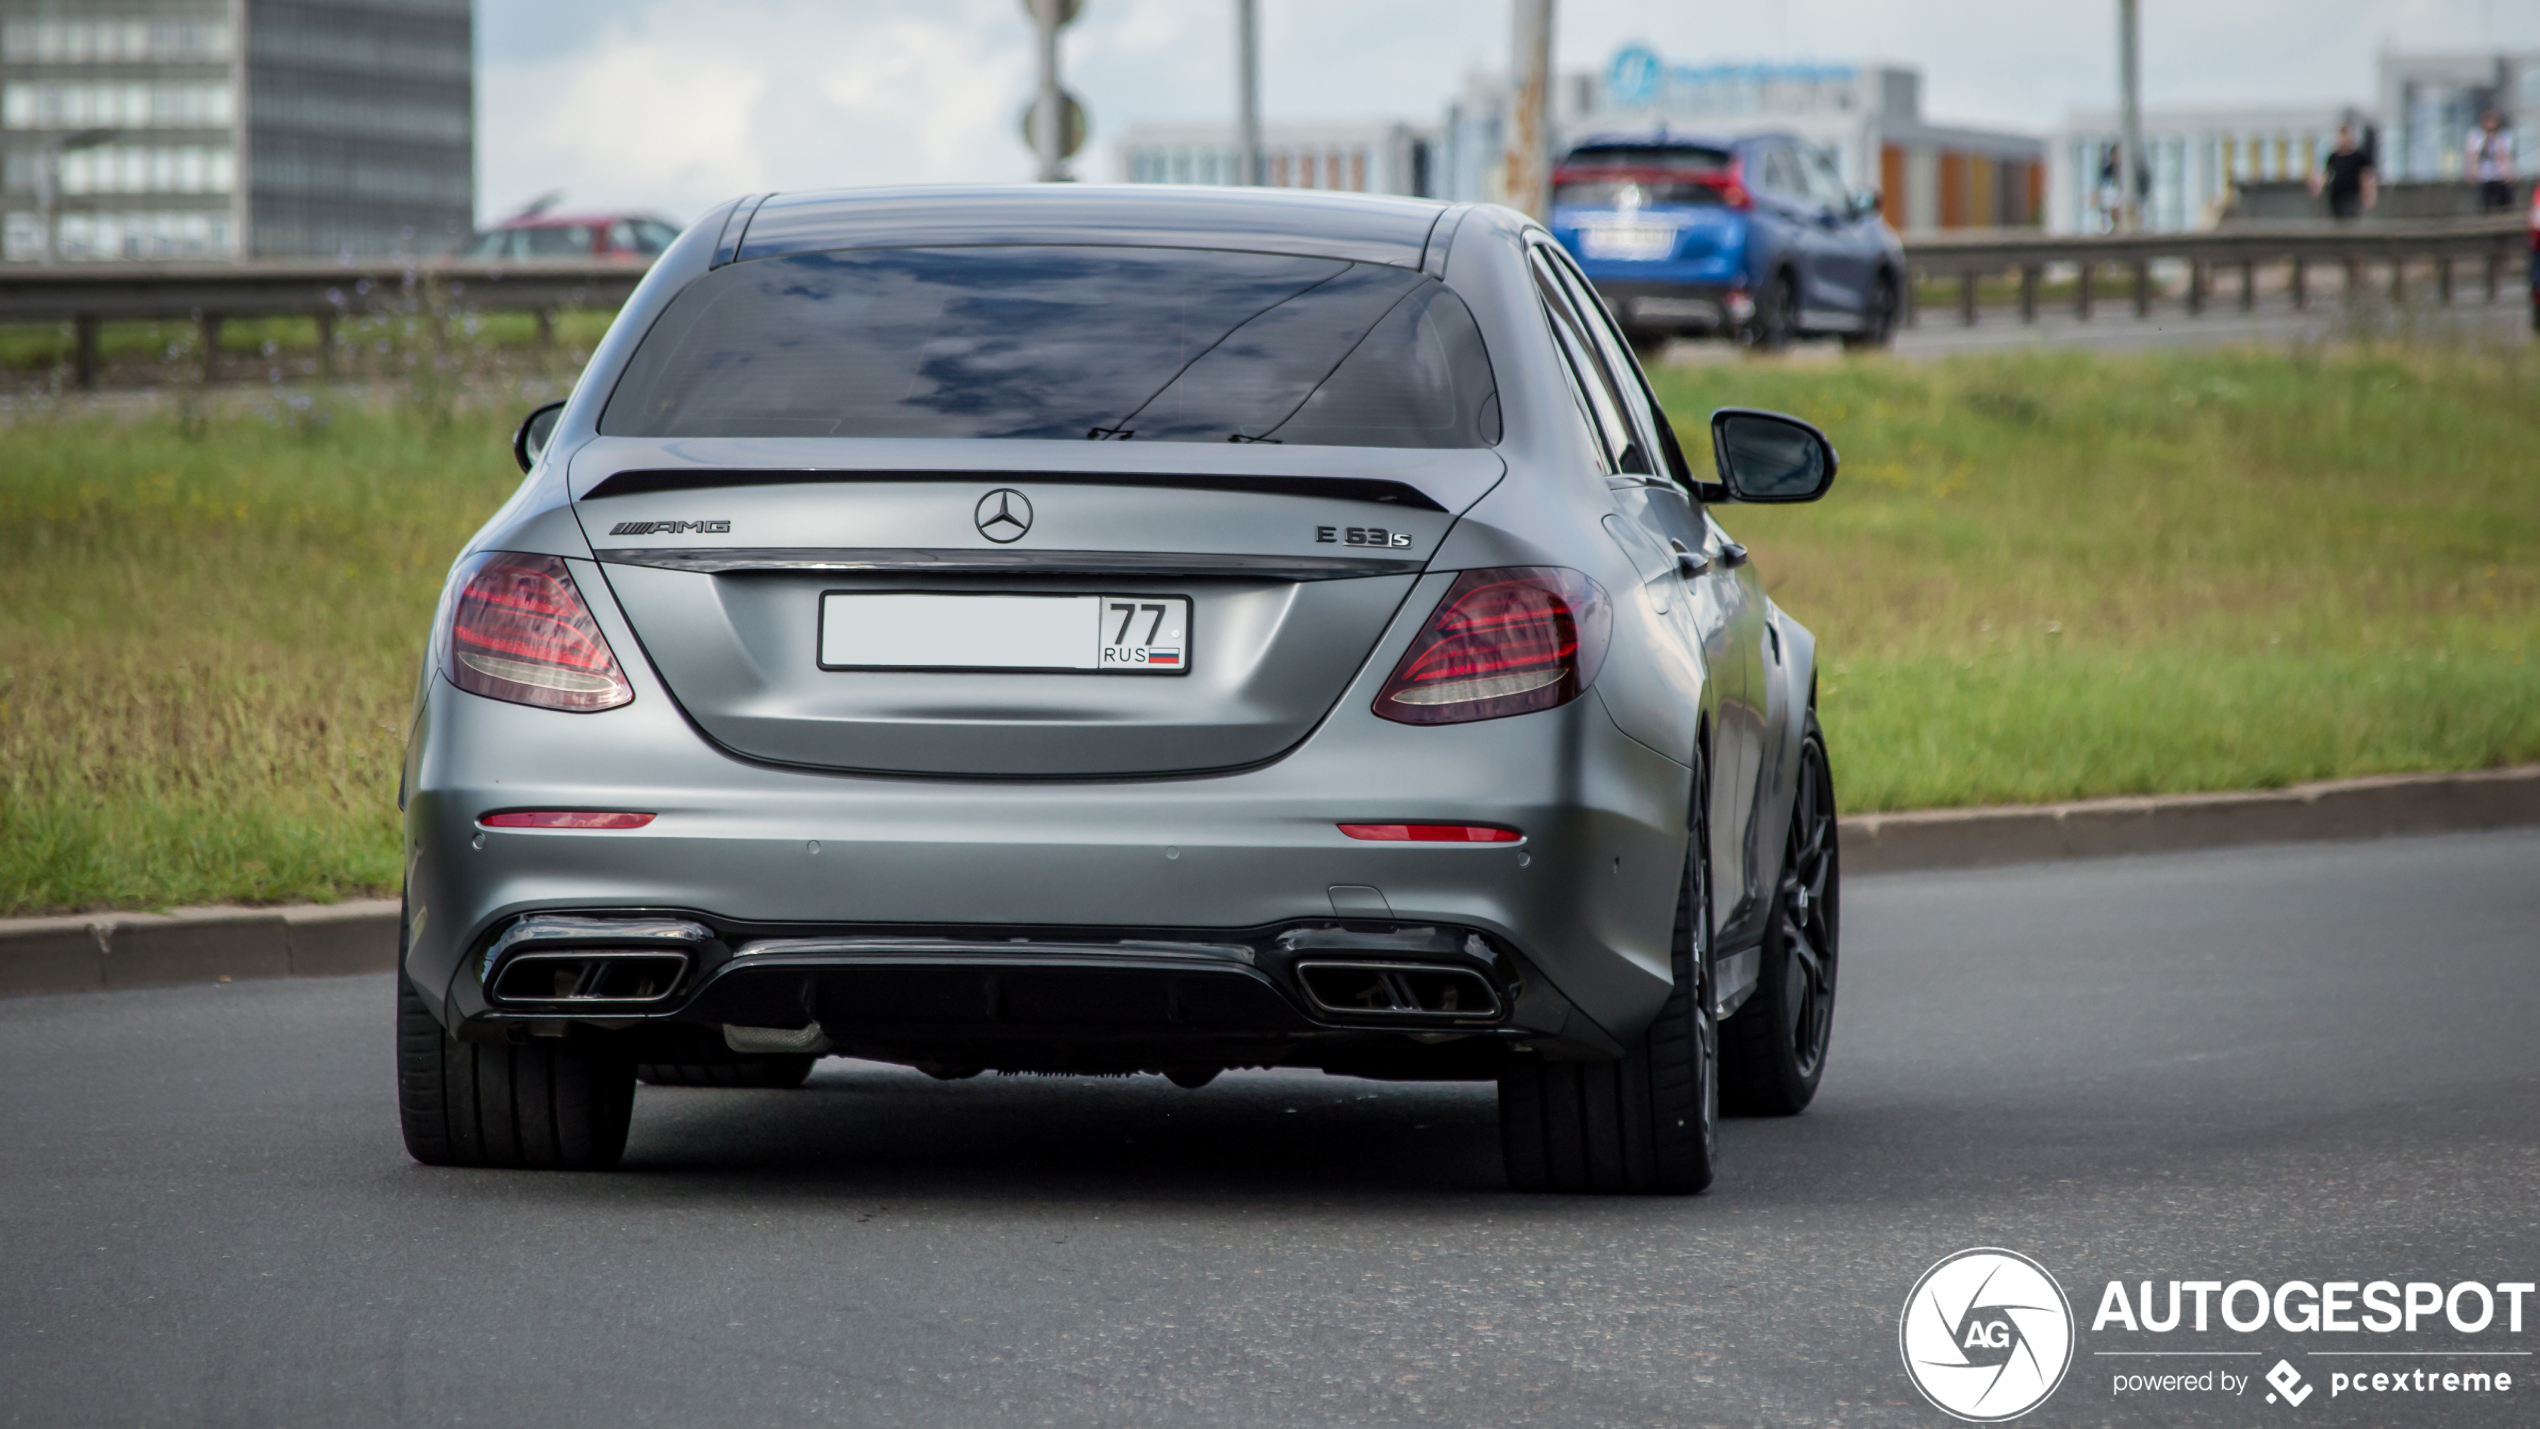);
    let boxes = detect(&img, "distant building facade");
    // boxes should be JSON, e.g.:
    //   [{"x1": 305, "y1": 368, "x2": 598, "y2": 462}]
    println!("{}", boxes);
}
[
  {"x1": 1119, "y1": 47, "x2": 2042, "y2": 237},
  {"x1": 1118, "y1": 119, "x2": 1434, "y2": 197},
  {"x1": 1, "y1": 0, "x2": 472, "y2": 262},
  {"x1": 2378, "y1": 49, "x2": 2537, "y2": 181},
  {"x1": 1571, "y1": 48, "x2": 2044, "y2": 234},
  {"x1": 2050, "y1": 105, "x2": 2362, "y2": 233}
]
